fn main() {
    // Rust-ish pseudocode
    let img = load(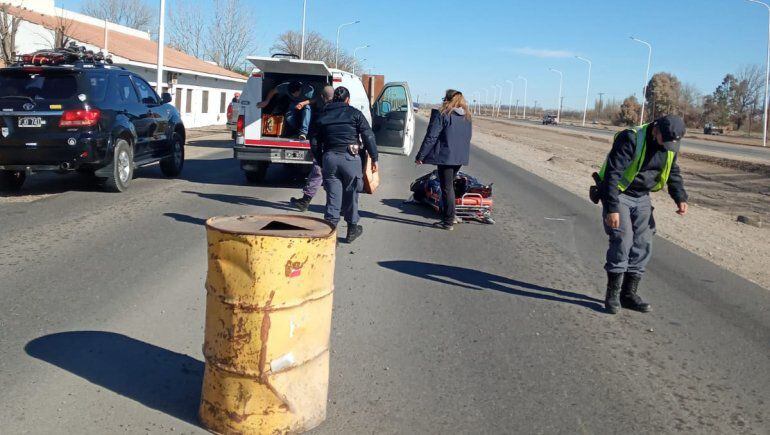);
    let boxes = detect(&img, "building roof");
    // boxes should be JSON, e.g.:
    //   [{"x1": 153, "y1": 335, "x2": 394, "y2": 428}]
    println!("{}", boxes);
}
[{"x1": 4, "y1": 4, "x2": 247, "y2": 81}]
